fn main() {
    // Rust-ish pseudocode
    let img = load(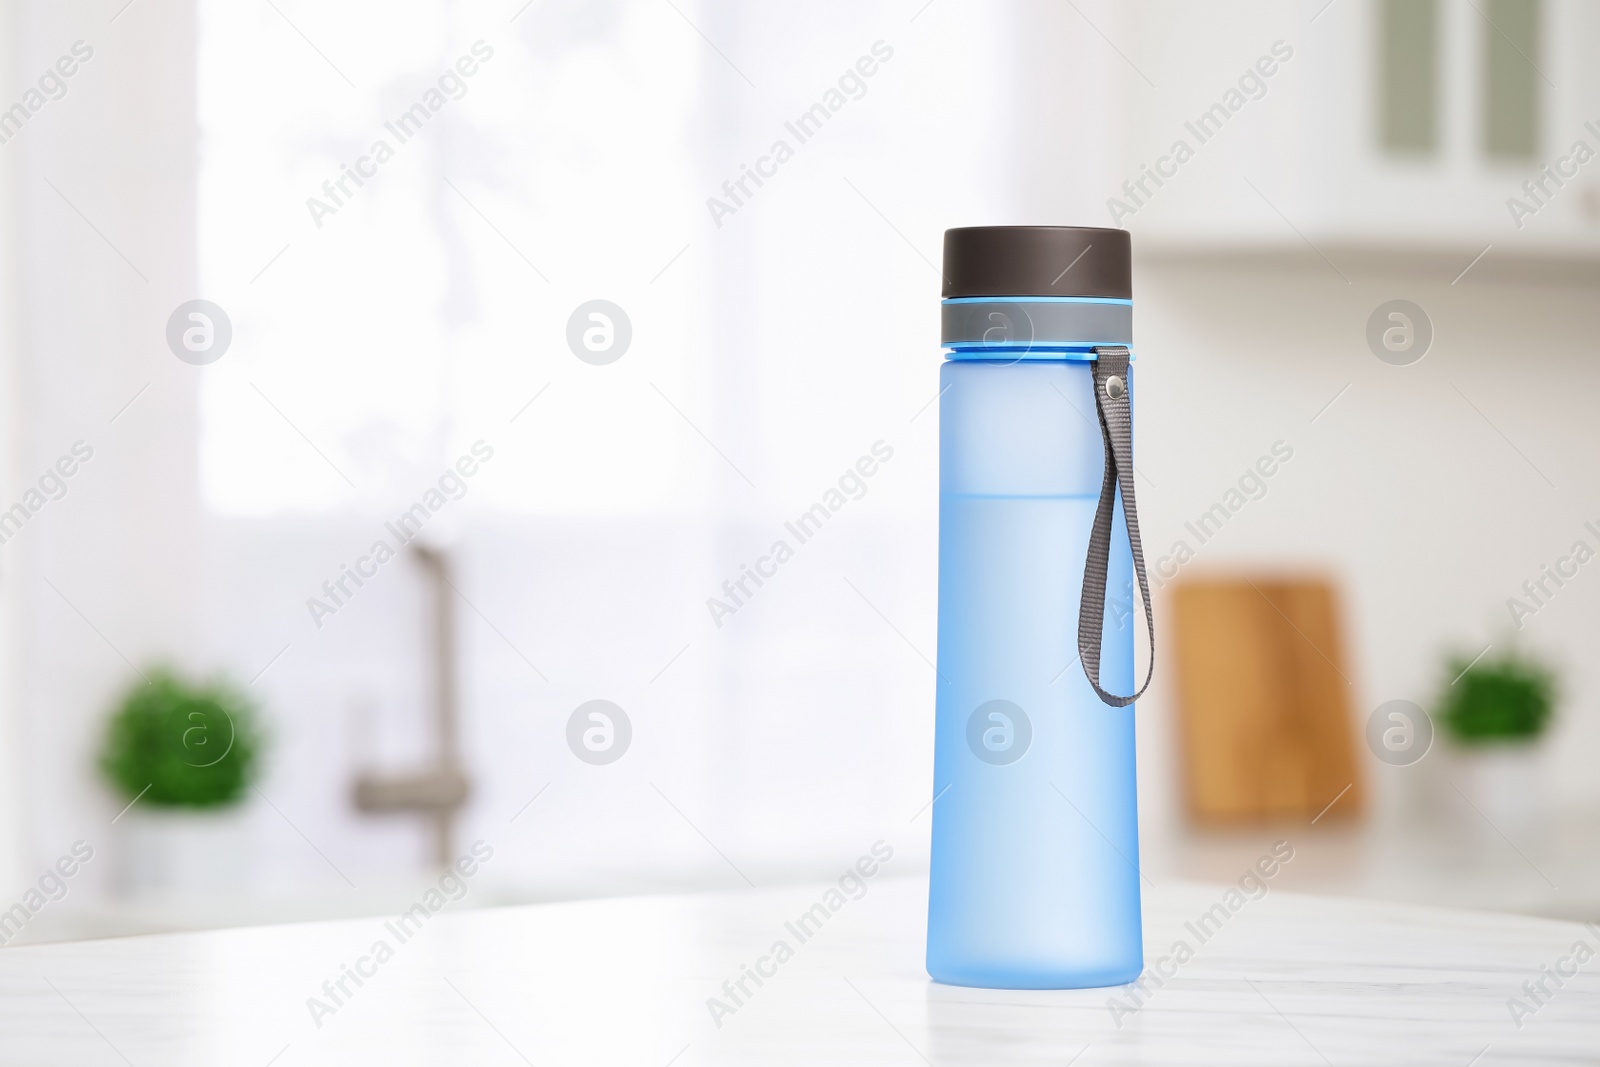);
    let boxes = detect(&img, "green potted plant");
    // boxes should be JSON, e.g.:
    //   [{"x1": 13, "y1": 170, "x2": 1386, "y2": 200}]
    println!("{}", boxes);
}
[
  {"x1": 100, "y1": 668, "x2": 265, "y2": 894},
  {"x1": 1435, "y1": 647, "x2": 1555, "y2": 834}
]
